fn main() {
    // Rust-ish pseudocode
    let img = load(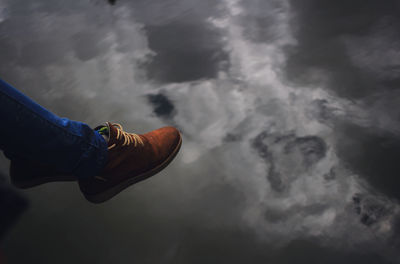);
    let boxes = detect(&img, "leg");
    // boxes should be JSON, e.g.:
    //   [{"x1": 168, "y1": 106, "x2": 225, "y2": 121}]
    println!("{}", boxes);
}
[
  {"x1": 1, "y1": 79, "x2": 182, "y2": 203},
  {"x1": 0, "y1": 79, "x2": 108, "y2": 179}
]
